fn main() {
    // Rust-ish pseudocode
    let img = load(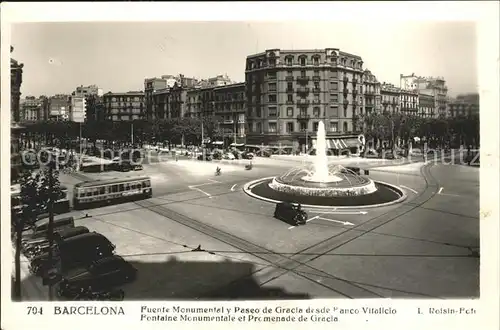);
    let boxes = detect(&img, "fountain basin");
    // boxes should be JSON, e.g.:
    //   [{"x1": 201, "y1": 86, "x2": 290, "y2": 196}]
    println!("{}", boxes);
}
[
  {"x1": 269, "y1": 176, "x2": 378, "y2": 197},
  {"x1": 245, "y1": 177, "x2": 406, "y2": 208}
]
